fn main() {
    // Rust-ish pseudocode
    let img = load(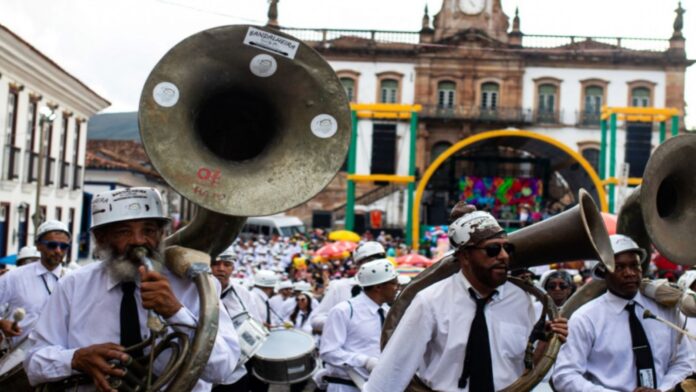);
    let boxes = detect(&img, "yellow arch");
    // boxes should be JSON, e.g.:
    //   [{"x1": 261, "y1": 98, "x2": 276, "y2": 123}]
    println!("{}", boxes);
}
[{"x1": 412, "y1": 129, "x2": 608, "y2": 249}]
